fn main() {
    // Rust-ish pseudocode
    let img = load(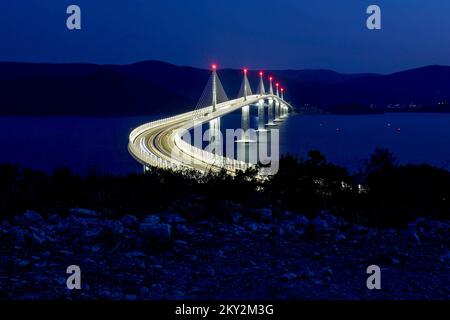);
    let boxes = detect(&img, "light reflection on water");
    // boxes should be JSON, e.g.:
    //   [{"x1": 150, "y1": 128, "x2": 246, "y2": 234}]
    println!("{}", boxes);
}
[{"x1": 0, "y1": 112, "x2": 449, "y2": 174}]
